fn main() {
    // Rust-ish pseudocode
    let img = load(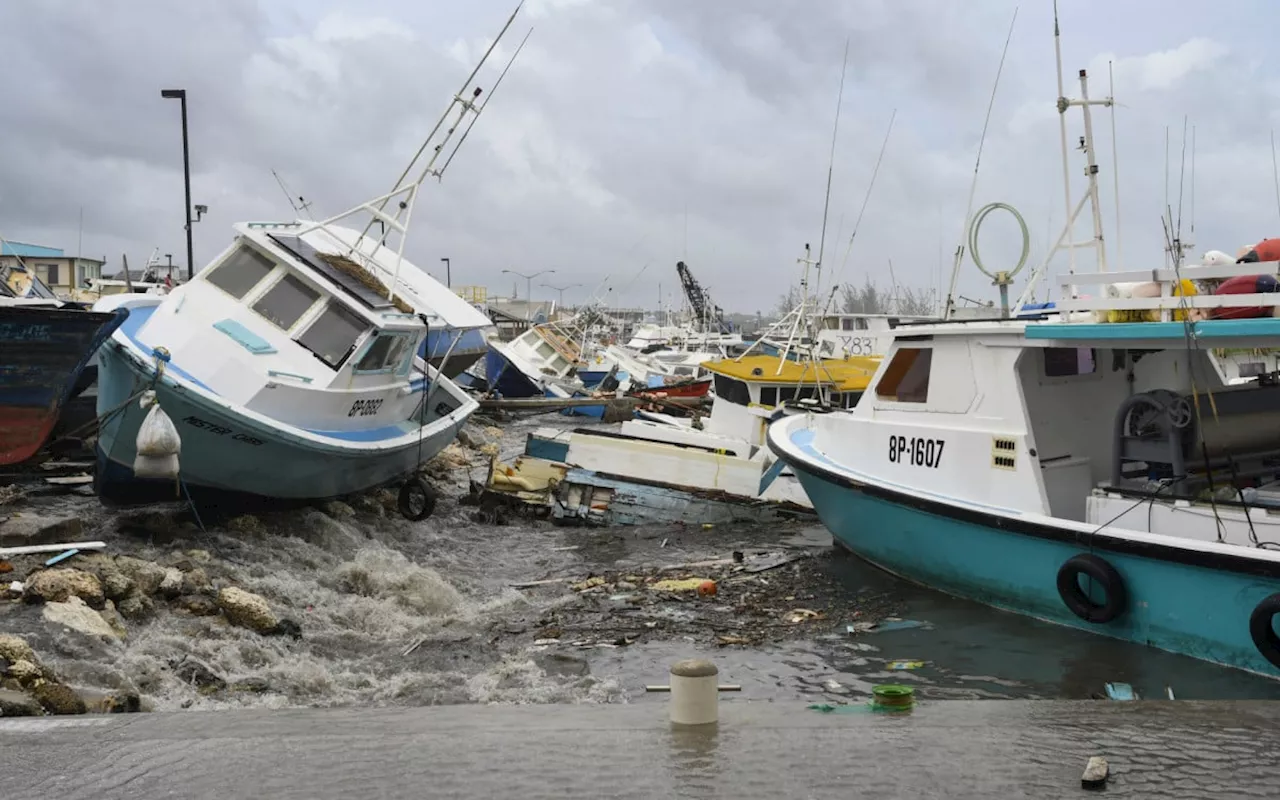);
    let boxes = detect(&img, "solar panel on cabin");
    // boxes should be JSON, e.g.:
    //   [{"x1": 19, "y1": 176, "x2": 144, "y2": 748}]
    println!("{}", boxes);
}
[{"x1": 268, "y1": 234, "x2": 393, "y2": 310}]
